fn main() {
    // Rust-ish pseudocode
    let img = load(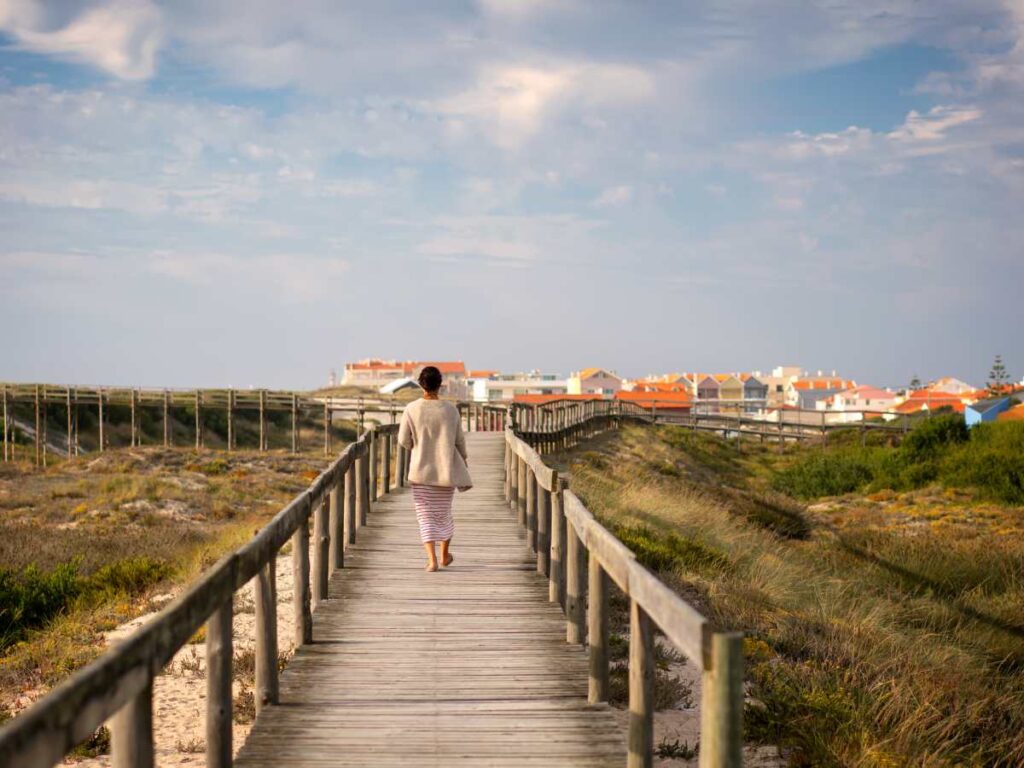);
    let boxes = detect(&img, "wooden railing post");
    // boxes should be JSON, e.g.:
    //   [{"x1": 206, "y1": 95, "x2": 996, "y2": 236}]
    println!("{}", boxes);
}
[
  {"x1": 398, "y1": 444, "x2": 407, "y2": 488},
  {"x1": 330, "y1": 472, "x2": 344, "y2": 570},
  {"x1": 369, "y1": 429, "x2": 378, "y2": 501},
  {"x1": 313, "y1": 493, "x2": 330, "y2": 608},
  {"x1": 193, "y1": 390, "x2": 201, "y2": 450},
  {"x1": 259, "y1": 390, "x2": 267, "y2": 451},
  {"x1": 537, "y1": 484, "x2": 551, "y2": 575},
  {"x1": 504, "y1": 439, "x2": 512, "y2": 502},
  {"x1": 700, "y1": 632, "x2": 744, "y2": 768},
  {"x1": 382, "y1": 431, "x2": 392, "y2": 494},
  {"x1": 509, "y1": 446, "x2": 519, "y2": 514},
  {"x1": 254, "y1": 557, "x2": 279, "y2": 713},
  {"x1": 293, "y1": 513, "x2": 312, "y2": 645},
  {"x1": 291, "y1": 393, "x2": 298, "y2": 453},
  {"x1": 206, "y1": 600, "x2": 233, "y2": 768},
  {"x1": 516, "y1": 455, "x2": 527, "y2": 528},
  {"x1": 549, "y1": 478, "x2": 566, "y2": 608},
  {"x1": 588, "y1": 557, "x2": 609, "y2": 703},
  {"x1": 627, "y1": 599, "x2": 654, "y2": 768},
  {"x1": 111, "y1": 680, "x2": 154, "y2": 768},
  {"x1": 357, "y1": 448, "x2": 369, "y2": 528},
  {"x1": 227, "y1": 389, "x2": 234, "y2": 452},
  {"x1": 162, "y1": 390, "x2": 170, "y2": 447},
  {"x1": 566, "y1": 521, "x2": 586, "y2": 644},
  {"x1": 526, "y1": 466, "x2": 537, "y2": 551},
  {"x1": 344, "y1": 459, "x2": 357, "y2": 546}
]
